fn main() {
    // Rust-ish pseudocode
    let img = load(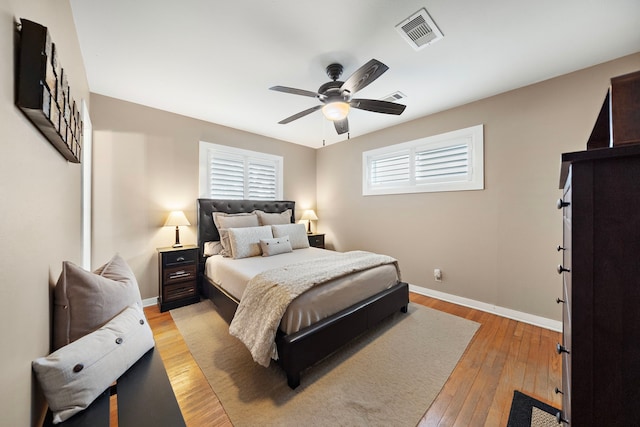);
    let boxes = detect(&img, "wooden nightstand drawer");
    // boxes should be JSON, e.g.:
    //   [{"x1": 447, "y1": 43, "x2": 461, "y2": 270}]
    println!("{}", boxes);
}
[
  {"x1": 163, "y1": 264, "x2": 196, "y2": 285},
  {"x1": 163, "y1": 281, "x2": 197, "y2": 302},
  {"x1": 163, "y1": 250, "x2": 197, "y2": 267},
  {"x1": 308, "y1": 233, "x2": 325, "y2": 249}
]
